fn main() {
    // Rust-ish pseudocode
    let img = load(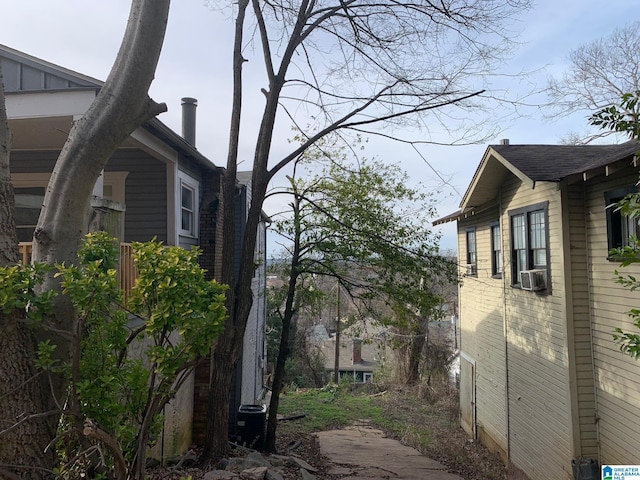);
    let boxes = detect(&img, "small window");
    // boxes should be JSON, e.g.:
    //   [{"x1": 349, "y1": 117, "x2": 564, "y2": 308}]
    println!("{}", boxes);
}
[
  {"x1": 177, "y1": 171, "x2": 199, "y2": 238},
  {"x1": 14, "y1": 187, "x2": 45, "y2": 242},
  {"x1": 509, "y1": 203, "x2": 549, "y2": 288},
  {"x1": 605, "y1": 186, "x2": 639, "y2": 255},
  {"x1": 181, "y1": 184, "x2": 195, "y2": 234},
  {"x1": 490, "y1": 222, "x2": 502, "y2": 278},
  {"x1": 465, "y1": 228, "x2": 477, "y2": 276}
]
